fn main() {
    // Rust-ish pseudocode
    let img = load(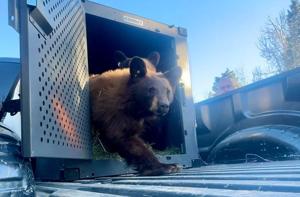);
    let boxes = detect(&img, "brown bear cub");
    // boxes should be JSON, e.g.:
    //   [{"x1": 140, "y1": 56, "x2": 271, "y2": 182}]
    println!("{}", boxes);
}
[{"x1": 90, "y1": 52, "x2": 182, "y2": 175}]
